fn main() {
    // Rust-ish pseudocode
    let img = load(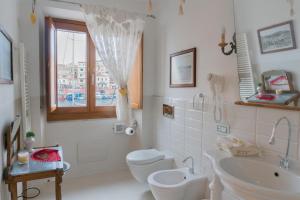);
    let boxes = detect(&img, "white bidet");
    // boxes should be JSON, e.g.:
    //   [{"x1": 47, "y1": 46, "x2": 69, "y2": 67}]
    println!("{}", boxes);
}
[{"x1": 148, "y1": 168, "x2": 208, "y2": 200}]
